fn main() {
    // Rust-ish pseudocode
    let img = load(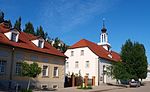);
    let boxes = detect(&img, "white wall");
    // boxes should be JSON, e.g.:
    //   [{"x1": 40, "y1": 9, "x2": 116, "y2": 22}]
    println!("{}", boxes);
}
[
  {"x1": 144, "y1": 65, "x2": 150, "y2": 81},
  {"x1": 65, "y1": 47, "x2": 99, "y2": 85},
  {"x1": 99, "y1": 59, "x2": 116, "y2": 84}
]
